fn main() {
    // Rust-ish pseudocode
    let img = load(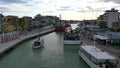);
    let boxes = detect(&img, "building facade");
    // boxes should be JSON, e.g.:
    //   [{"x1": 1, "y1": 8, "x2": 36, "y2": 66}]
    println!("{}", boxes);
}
[
  {"x1": 4, "y1": 15, "x2": 18, "y2": 32},
  {"x1": 97, "y1": 8, "x2": 119, "y2": 28},
  {"x1": 112, "y1": 21, "x2": 120, "y2": 30}
]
